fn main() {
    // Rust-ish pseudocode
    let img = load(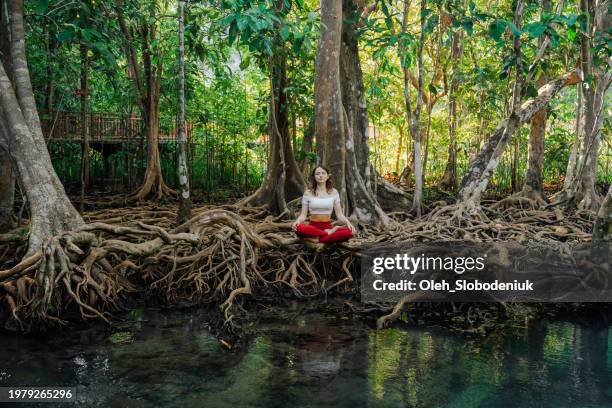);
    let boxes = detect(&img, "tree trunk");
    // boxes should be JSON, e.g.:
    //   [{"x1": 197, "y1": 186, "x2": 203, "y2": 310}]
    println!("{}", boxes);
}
[
  {"x1": 177, "y1": 0, "x2": 191, "y2": 222},
  {"x1": 593, "y1": 185, "x2": 612, "y2": 242},
  {"x1": 563, "y1": 85, "x2": 582, "y2": 189},
  {"x1": 395, "y1": 124, "x2": 404, "y2": 175},
  {"x1": 117, "y1": 0, "x2": 172, "y2": 200},
  {"x1": 316, "y1": 0, "x2": 346, "y2": 202},
  {"x1": 570, "y1": 0, "x2": 610, "y2": 210},
  {"x1": 241, "y1": 53, "x2": 305, "y2": 212},
  {"x1": 409, "y1": 0, "x2": 427, "y2": 216},
  {"x1": 521, "y1": 73, "x2": 547, "y2": 199},
  {"x1": 80, "y1": 43, "x2": 90, "y2": 212},
  {"x1": 459, "y1": 70, "x2": 580, "y2": 206},
  {"x1": 0, "y1": 1, "x2": 82, "y2": 254},
  {"x1": 521, "y1": 0, "x2": 551, "y2": 202},
  {"x1": 0, "y1": 147, "x2": 14, "y2": 232},
  {"x1": 314, "y1": 0, "x2": 389, "y2": 224},
  {"x1": 441, "y1": 29, "x2": 462, "y2": 191},
  {"x1": 299, "y1": 115, "x2": 315, "y2": 174}
]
